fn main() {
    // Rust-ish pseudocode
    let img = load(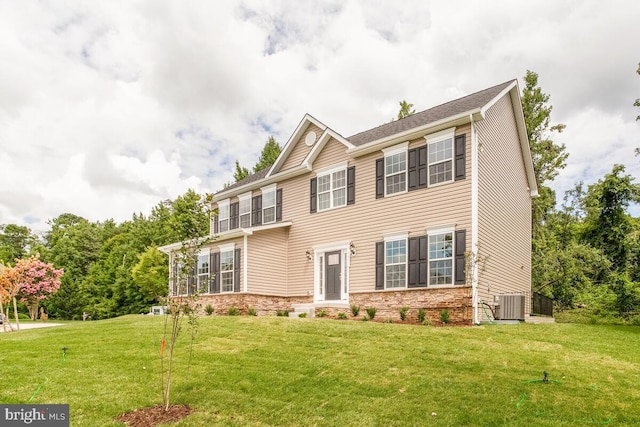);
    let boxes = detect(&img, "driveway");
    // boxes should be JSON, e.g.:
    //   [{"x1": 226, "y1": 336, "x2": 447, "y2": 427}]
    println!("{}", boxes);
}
[{"x1": 0, "y1": 322, "x2": 64, "y2": 332}]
